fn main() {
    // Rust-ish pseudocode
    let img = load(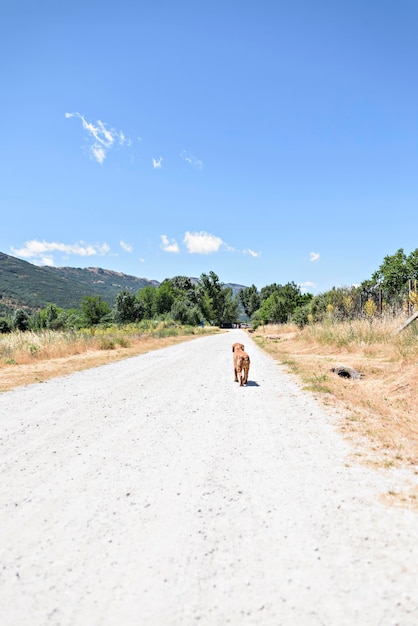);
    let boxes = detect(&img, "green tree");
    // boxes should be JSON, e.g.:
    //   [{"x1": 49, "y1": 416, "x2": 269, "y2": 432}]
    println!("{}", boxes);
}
[
  {"x1": 239, "y1": 285, "x2": 261, "y2": 318},
  {"x1": 136, "y1": 286, "x2": 157, "y2": 319},
  {"x1": 258, "y1": 292, "x2": 288, "y2": 324},
  {"x1": 0, "y1": 318, "x2": 11, "y2": 333},
  {"x1": 13, "y1": 308, "x2": 30, "y2": 331},
  {"x1": 114, "y1": 290, "x2": 144, "y2": 324},
  {"x1": 154, "y1": 280, "x2": 175, "y2": 316},
  {"x1": 158, "y1": 276, "x2": 201, "y2": 324},
  {"x1": 80, "y1": 296, "x2": 111, "y2": 326},
  {"x1": 255, "y1": 281, "x2": 308, "y2": 323},
  {"x1": 170, "y1": 300, "x2": 201, "y2": 325},
  {"x1": 371, "y1": 248, "x2": 408, "y2": 304},
  {"x1": 406, "y1": 248, "x2": 418, "y2": 280},
  {"x1": 292, "y1": 305, "x2": 310, "y2": 329},
  {"x1": 260, "y1": 283, "x2": 281, "y2": 302},
  {"x1": 198, "y1": 271, "x2": 238, "y2": 326}
]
